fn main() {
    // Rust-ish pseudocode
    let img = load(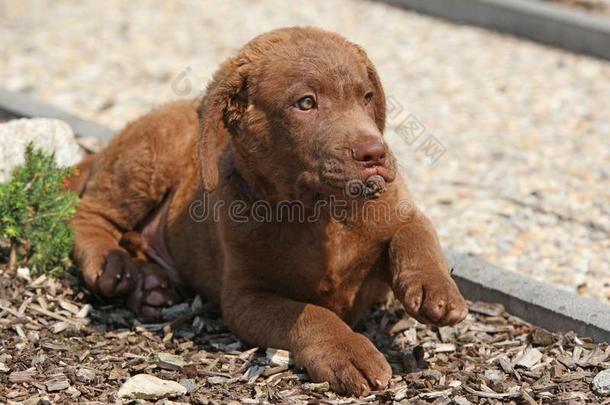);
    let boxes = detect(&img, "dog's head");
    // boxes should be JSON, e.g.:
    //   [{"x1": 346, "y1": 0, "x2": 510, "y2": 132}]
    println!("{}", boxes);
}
[{"x1": 198, "y1": 27, "x2": 396, "y2": 202}]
